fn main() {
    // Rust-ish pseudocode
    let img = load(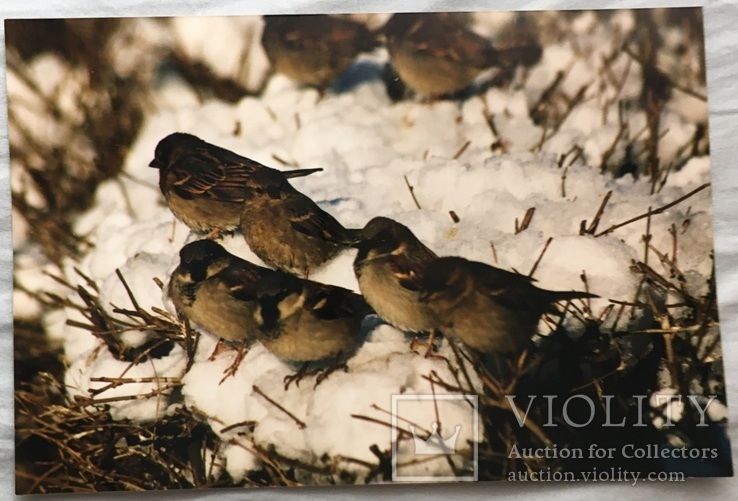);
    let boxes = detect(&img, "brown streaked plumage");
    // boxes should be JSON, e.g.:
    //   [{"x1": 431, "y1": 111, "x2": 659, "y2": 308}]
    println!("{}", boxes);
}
[
  {"x1": 149, "y1": 132, "x2": 322, "y2": 236},
  {"x1": 353, "y1": 216, "x2": 440, "y2": 333},
  {"x1": 261, "y1": 14, "x2": 380, "y2": 90},
  {"x1": 168, "y1": 239, "x2": 276, "y2": 344},
  {"x1": 421, "y1": 256, "x2": 597, "y2": 356},
  {"x1": 253, "y1": 271, "x2": 371, "y2": 364},
  {"x1": 383, "y1": 13, "x2": 542, "y2": 98},
  {"x1": 239, "y1": 168, "x2": 359, "y2": 276}
]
